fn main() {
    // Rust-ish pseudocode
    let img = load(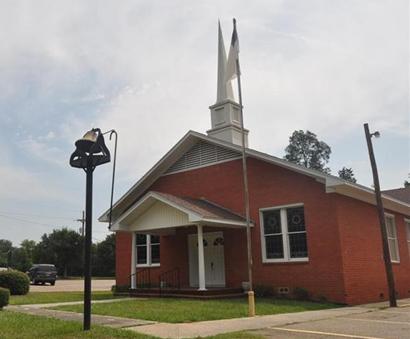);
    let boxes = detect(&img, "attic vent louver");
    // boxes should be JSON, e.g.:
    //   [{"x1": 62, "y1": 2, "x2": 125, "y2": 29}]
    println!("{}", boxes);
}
[{"x1": 165, "y1": 141, "x2": 241, "y2": 174}]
